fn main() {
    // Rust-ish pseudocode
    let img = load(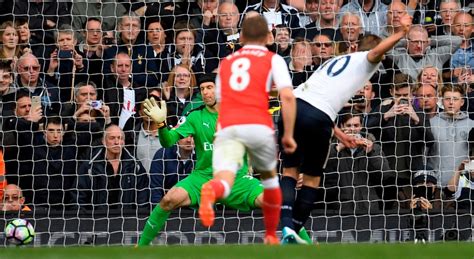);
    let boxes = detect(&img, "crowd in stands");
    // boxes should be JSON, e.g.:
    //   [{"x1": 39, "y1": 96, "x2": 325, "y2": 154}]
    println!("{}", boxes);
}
[{"x1": 0, "y1": 0, "x2": 473, "y2": 224}]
